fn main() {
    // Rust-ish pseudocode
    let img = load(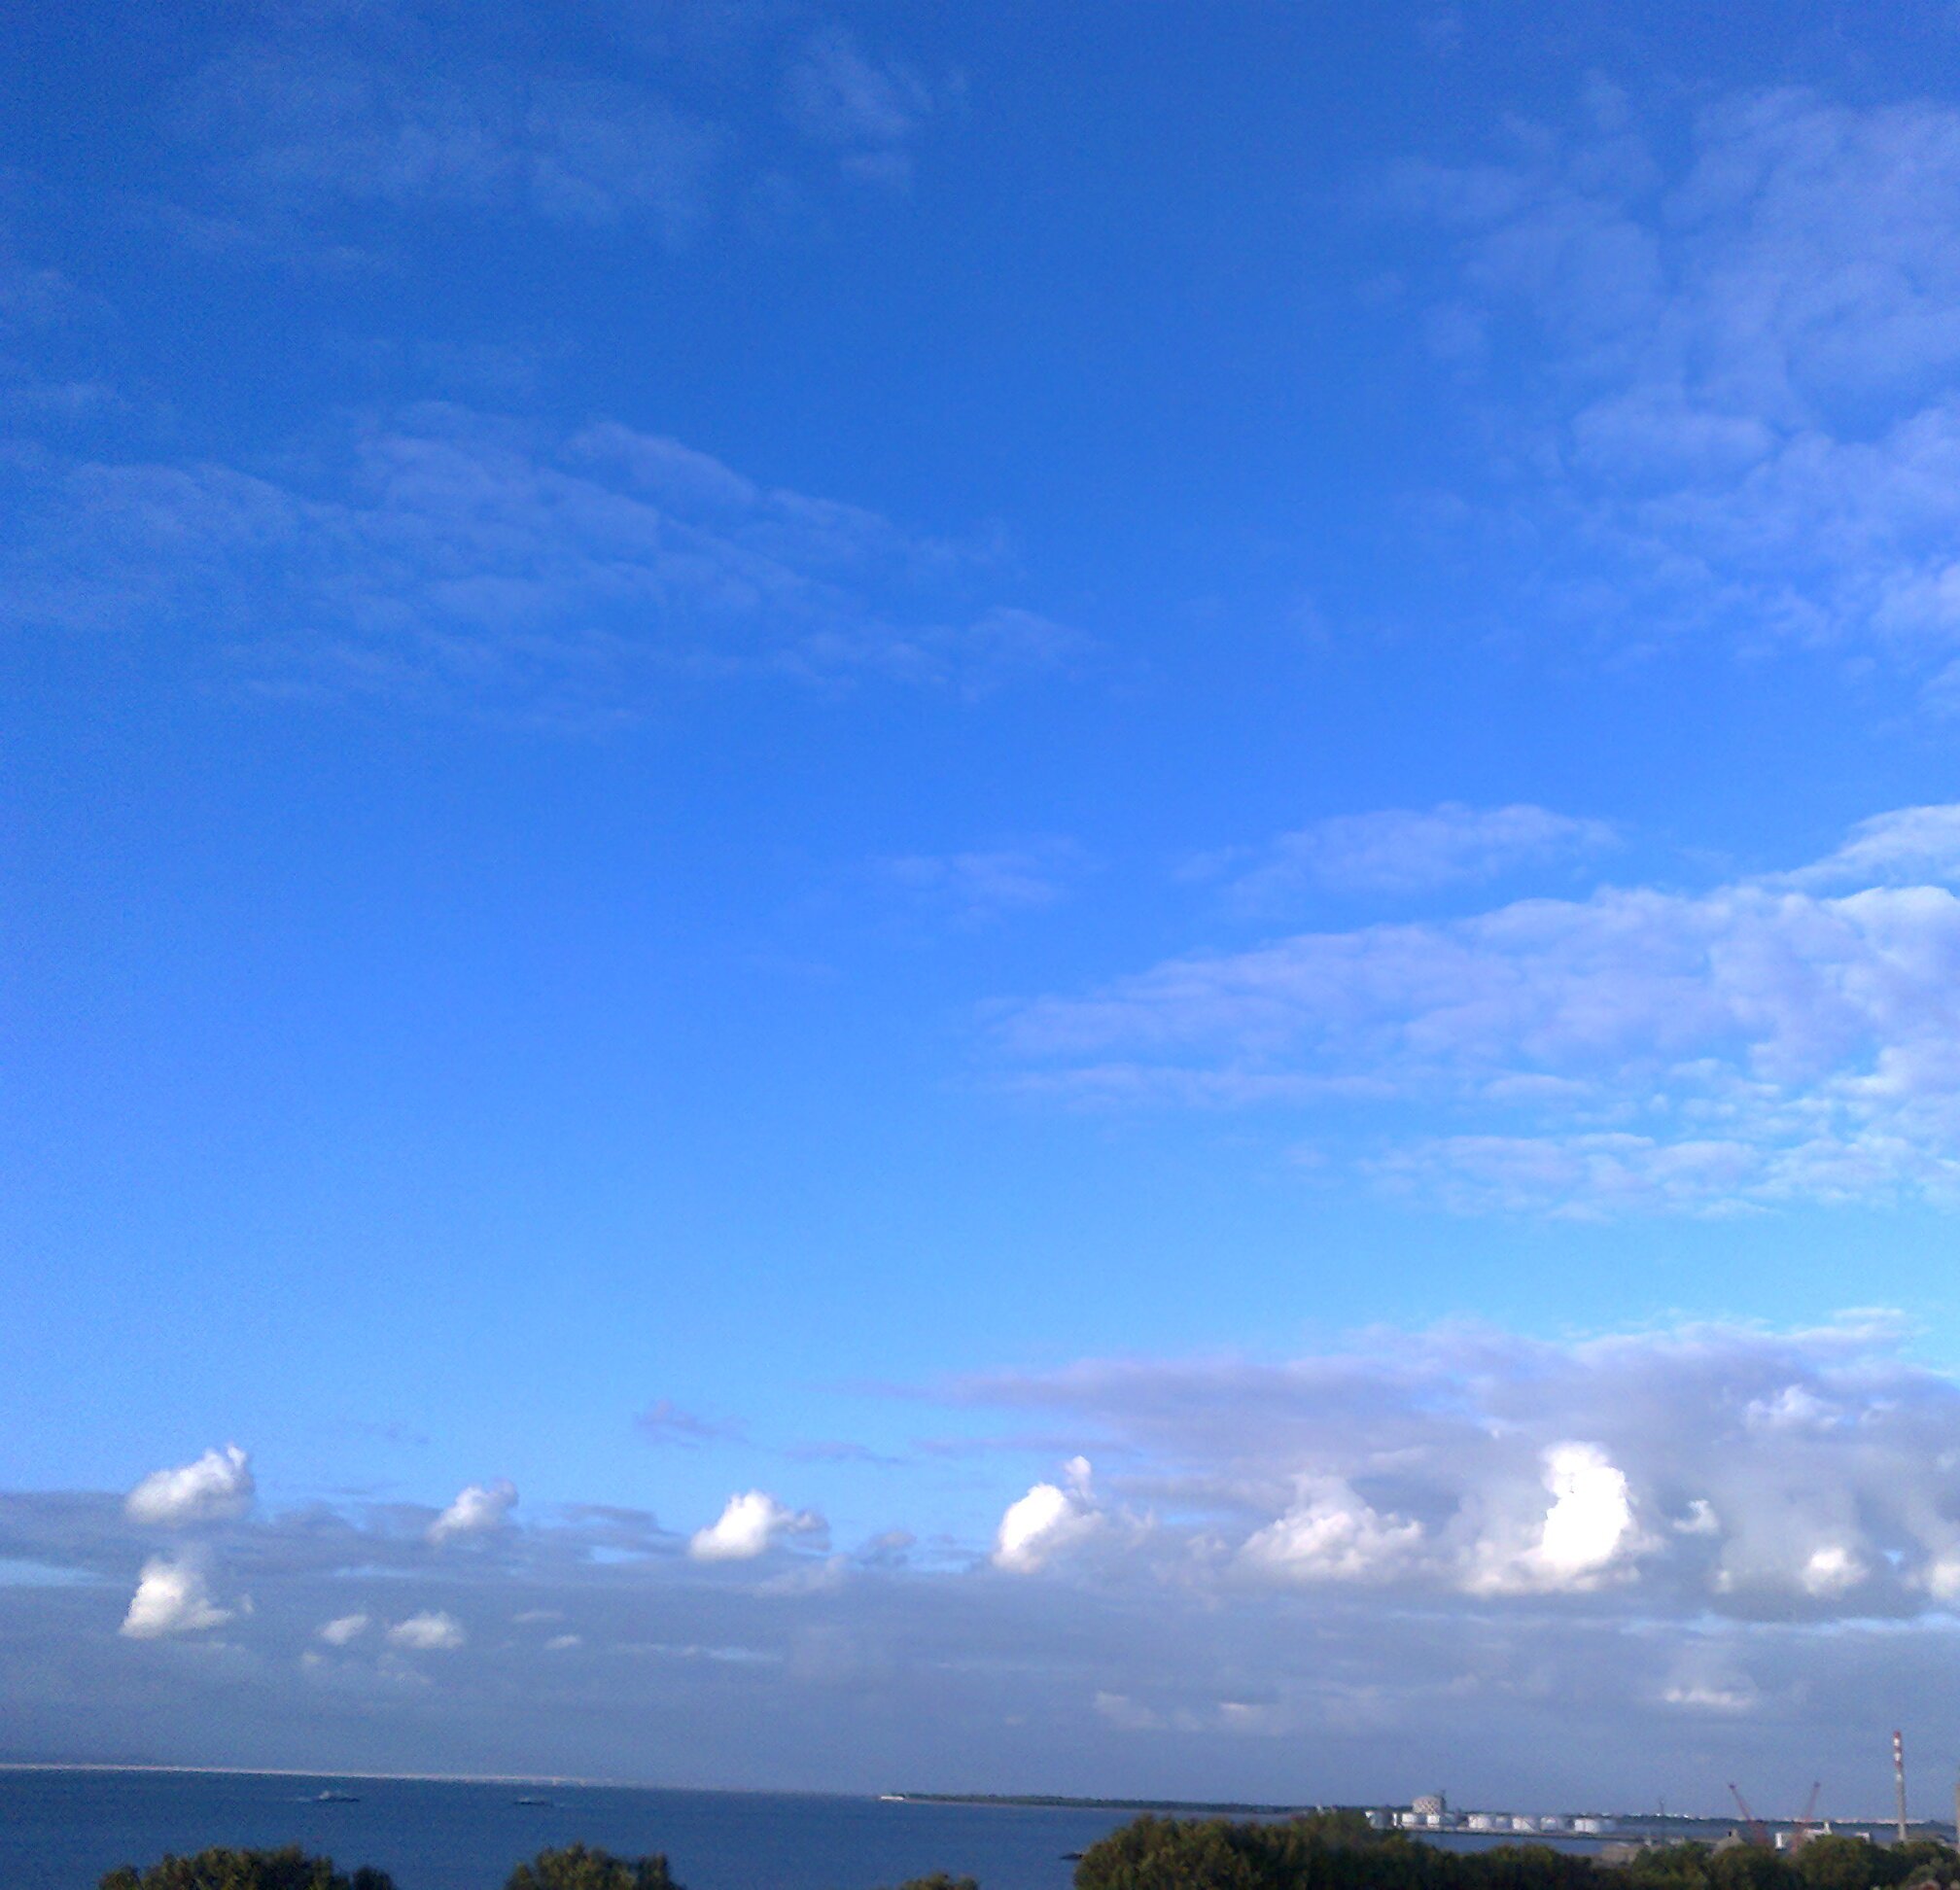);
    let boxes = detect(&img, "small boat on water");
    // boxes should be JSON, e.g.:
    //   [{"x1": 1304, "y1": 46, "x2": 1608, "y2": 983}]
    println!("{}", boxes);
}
[
  {"x1": 513, "y1": 1797, "x2": 554, "y2": 1807},
  {"x1": 315, "y1": 1791, "x2": 360, "y2": 1803}
]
